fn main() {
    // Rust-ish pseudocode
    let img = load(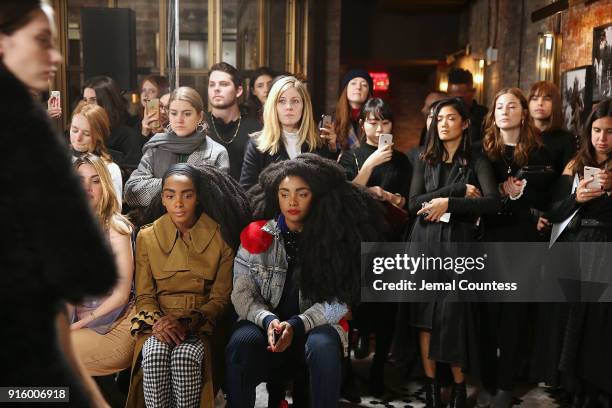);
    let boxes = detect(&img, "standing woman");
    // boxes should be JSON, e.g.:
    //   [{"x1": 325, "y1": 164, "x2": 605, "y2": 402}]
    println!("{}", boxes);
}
[
  {"x1": 69, "y1": 101, "x2": 123, "y2": 205},
  {"x1": 246, "y1": 66, "x2": 275, "y2": 124},
  {"x1": 330, "y1": 69, "x2": 373, "y2": 150},
  {"x1": 126, "y1": 163, "x2": 251, "y2": 408},
  {"x1": 409, "y1": 97, "x2": 500, "y2": 408},
  {"x1": 83, "y1": 75, "x2": 143, "y2": 167},
  {"x1": 338, "y1": 97, "x2": 411, "y2": 396},
  {"x1": 240, "y1": 76, "x2": 337, "y2": 191},
  {"x1": 480, "y1": 88, "x2": 553, "y2": 408},
  {"x1": 124, "y1": 86, "x2": 229, "y2": 211},
  {"x1": 0, "y1": 1, "x2": 115, "y2": 406},
  {"x1": 139, "y1": 74, "x2": 170, "y2": 140},
  {"x1": 71, "y1": 154, "x2": 135, "y2": 376},
  {"x1": 547, "y1": 99, "x2": 612, "y2": 405},
  {"x1": 227, "y1": 154, "x2": 386, "y2": 408}
]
